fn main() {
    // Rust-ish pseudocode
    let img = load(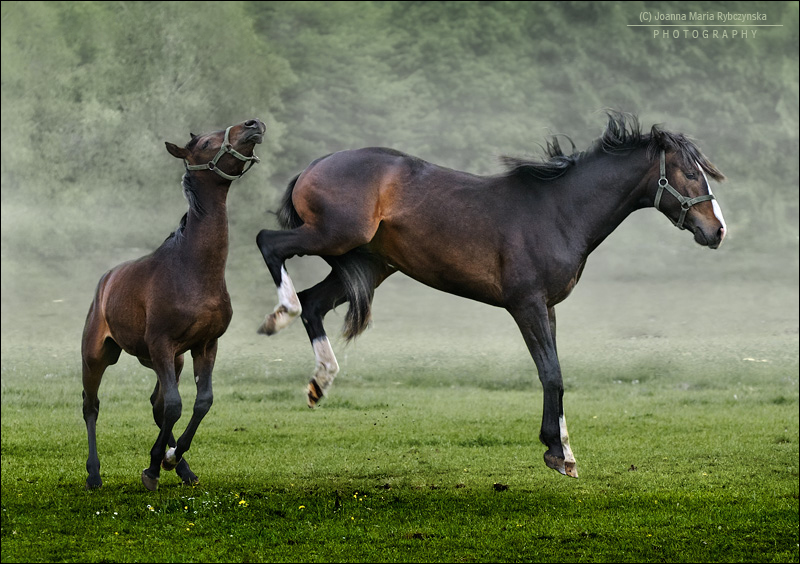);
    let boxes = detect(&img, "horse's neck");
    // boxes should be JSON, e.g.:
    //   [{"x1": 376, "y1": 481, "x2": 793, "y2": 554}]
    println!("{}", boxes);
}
[
  {"x1": 563, "y1": 152, "x2": 653, "y2": 256},
  {"x1": 181, "y1": 193, "x2": 230, "y2": 278}
]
